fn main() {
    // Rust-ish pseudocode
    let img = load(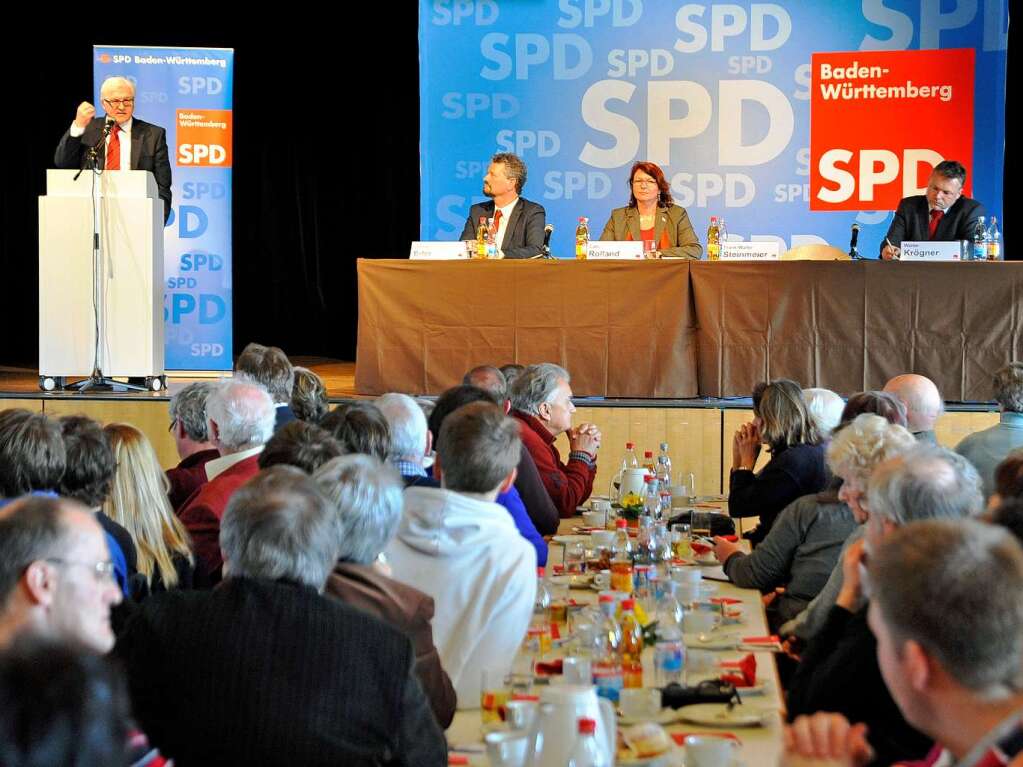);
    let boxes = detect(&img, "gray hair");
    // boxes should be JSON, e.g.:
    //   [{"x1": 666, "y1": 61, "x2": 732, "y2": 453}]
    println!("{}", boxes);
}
[
  {"x1": 206, "y1": 379, "x2": 275, "y2": 452},
  {"x1": 437, "y1": 402, "x2": 521, "y2": 493},
  {"x1": 827, "y1": 413, "x2": 916, "y2": 486},
  {"x1": 219, "y1": 466, "x2": 339, "y2": 590},
  {"x1": 994, "y1": 363, "x2": 1023, "y2": 414},
  {"x1": 803, "y1": 388, "x2": 845, "y2": 435},
  {"x1": 867, "y1": 442, "x2": 984, "y2": 524},
  {"x1": 314, "y1": 454, "x2": 404, "y2": 565},
  {"x1": 100, "y1": 76, "x2": 135, "y2": 97},
  {"x1": 375, "y1": 393, "x2": 428, "y2": 463},
  {"x1": 169, "y1": 381, "x2": 215, "y2": 442},
  {"x1": 463, "y1": 366, "x2": 508, "y2": 402},
  {"x1": 871, "y1": 519, "x2": 1023, "y2": 698},
  {"x1": 509, "y1": 363, "x2": 569, "y2": 415}
]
